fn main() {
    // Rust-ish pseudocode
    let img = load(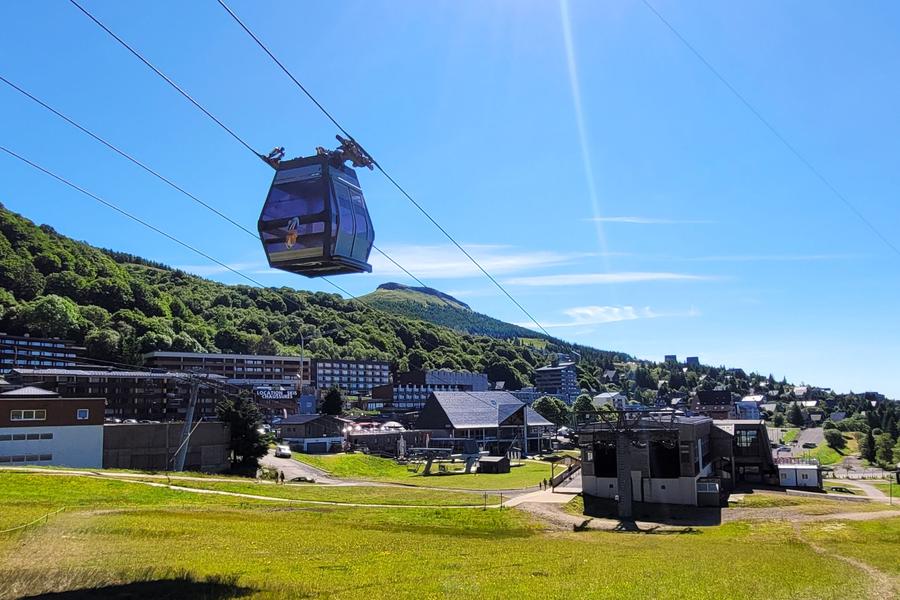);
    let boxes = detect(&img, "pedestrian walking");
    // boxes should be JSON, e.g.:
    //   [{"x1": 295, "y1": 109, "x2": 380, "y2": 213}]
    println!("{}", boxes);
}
[{"x1": 279, "y1": 470, "x2": 285, "y2": 485}]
